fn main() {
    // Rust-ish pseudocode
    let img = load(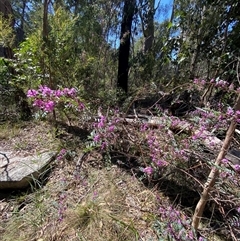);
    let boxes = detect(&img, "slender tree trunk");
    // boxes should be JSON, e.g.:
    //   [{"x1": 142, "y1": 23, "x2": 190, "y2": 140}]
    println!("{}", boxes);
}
[
  {"x1": 117, "y1": 0, "x2": 136, "y2": 96},
  {"x1": 16, "y1": 0, "x2": 27, "y2": 43},
  {"x1": 192, "y1": 94, "x2": 240, "y2": 230},
  {"x1": 141, "y1": 0, "x2": 155, "y2": 53},
  {"x1": 42, "y1": 0, "x2": 53, "y2": 86},
  {"x1": 42, "y1": 0, "x2": 57, "y2": 125},
  {"x1": 201, "y1": 6, "x2": 231, "y2": 106},
  {"x1": 189, "y1": 5, "x2": 206, "y2": 79}
]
